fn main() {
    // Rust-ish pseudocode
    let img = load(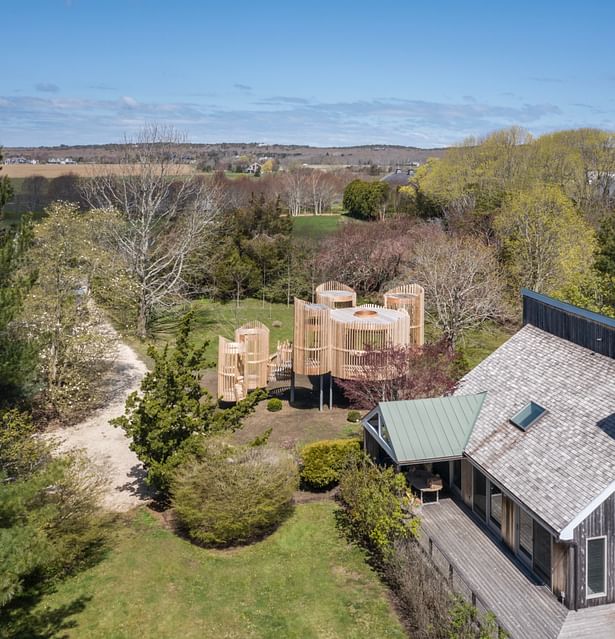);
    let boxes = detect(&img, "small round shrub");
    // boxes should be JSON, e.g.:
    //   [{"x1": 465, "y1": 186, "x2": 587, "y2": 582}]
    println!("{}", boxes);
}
[
  {"x1": 347, "y1": 410, "x2": 362, "y2": 423},
  {"x1": 172, "y1": 440, "x2": 298, "y2": 547},
  {"x1": 267, "y1": 398, "x2": 283, "y2": 412},
  {"x1": 300, "y1": 438, "x2": 362, "y2": 489}
]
